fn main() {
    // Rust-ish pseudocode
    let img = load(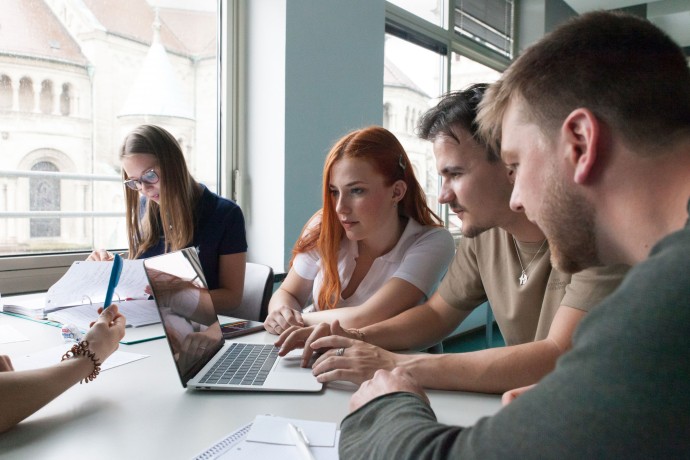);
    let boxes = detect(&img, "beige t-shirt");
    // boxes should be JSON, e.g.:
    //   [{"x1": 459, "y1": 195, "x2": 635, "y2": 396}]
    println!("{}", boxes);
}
[{"x1": 437, "y1": 227, "x2": 627, "y2": 345}]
